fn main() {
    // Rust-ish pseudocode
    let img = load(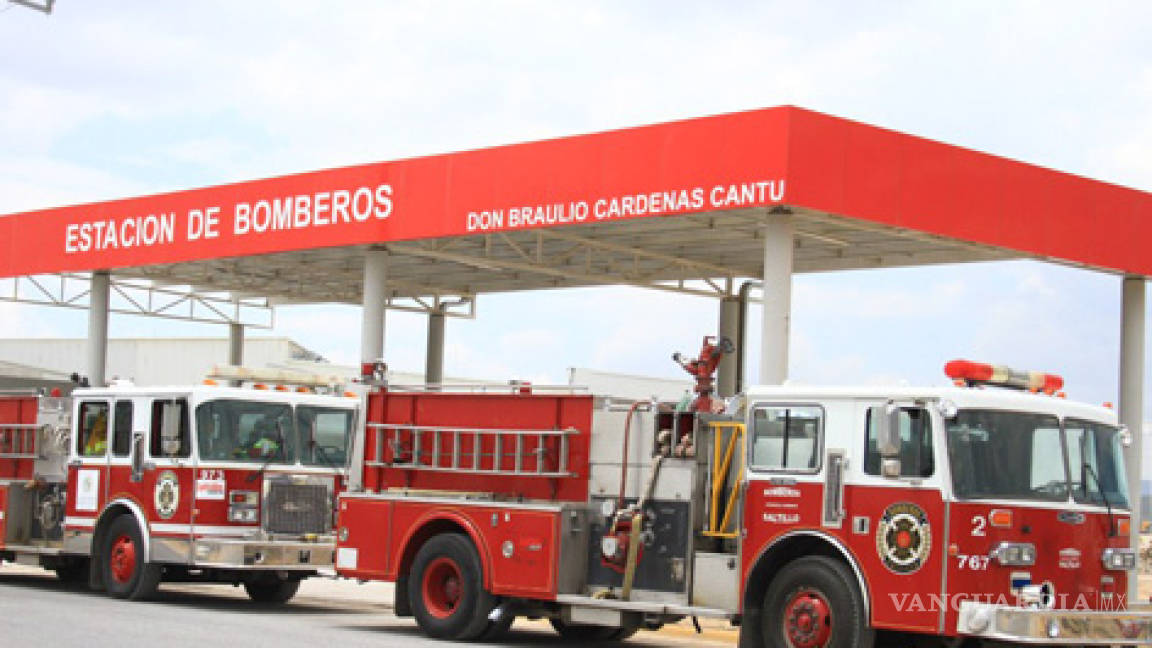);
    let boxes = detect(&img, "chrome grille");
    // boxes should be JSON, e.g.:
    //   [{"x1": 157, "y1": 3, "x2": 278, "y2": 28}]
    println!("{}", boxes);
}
[{"x1": 264, "y1": 482, "x2": 330, "y2": 535}]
